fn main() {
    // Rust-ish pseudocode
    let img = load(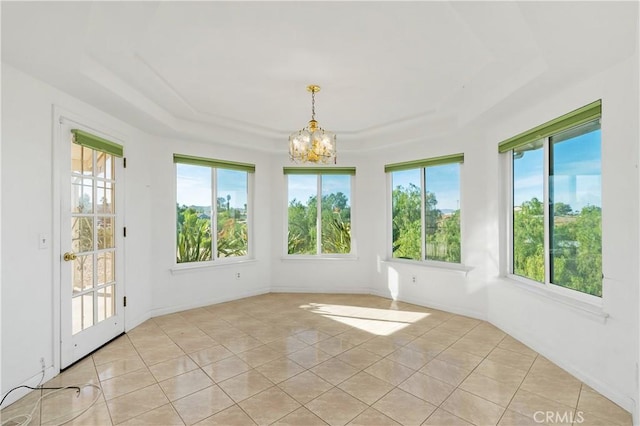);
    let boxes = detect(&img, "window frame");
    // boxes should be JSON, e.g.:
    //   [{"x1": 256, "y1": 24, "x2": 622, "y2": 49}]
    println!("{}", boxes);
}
[
  {"x1": 501, "y1": 102, "x2": 603, "y2": 306},
  {"x1": 385, "y1": 154, "x2": 464, "y2": 266},
  {"x1": 283, "y1": 167, "x2": 356, "y2": 258},
  {"x1": 173, "y1": 154, "x2": 255, "y2": 268}
]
